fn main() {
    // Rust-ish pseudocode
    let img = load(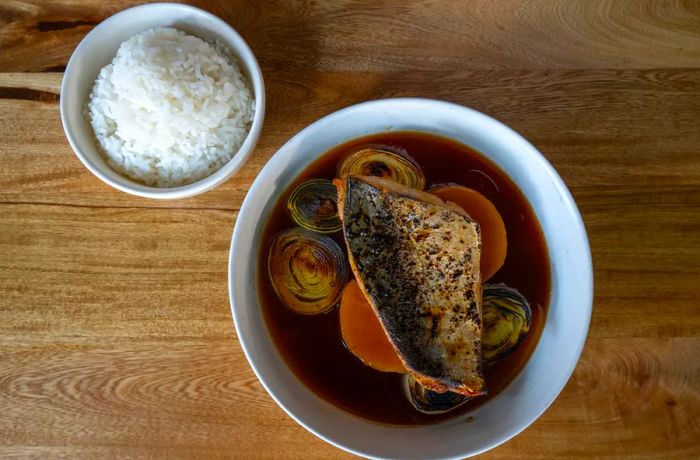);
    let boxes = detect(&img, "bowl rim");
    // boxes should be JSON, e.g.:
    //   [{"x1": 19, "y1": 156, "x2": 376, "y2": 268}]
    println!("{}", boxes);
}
[
  {"x1": 59, "y1": 2, "x2": 266, "y2": 199},
  {"x1": 229, "y1": 97, "x2": 593, "y2": 459}
]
